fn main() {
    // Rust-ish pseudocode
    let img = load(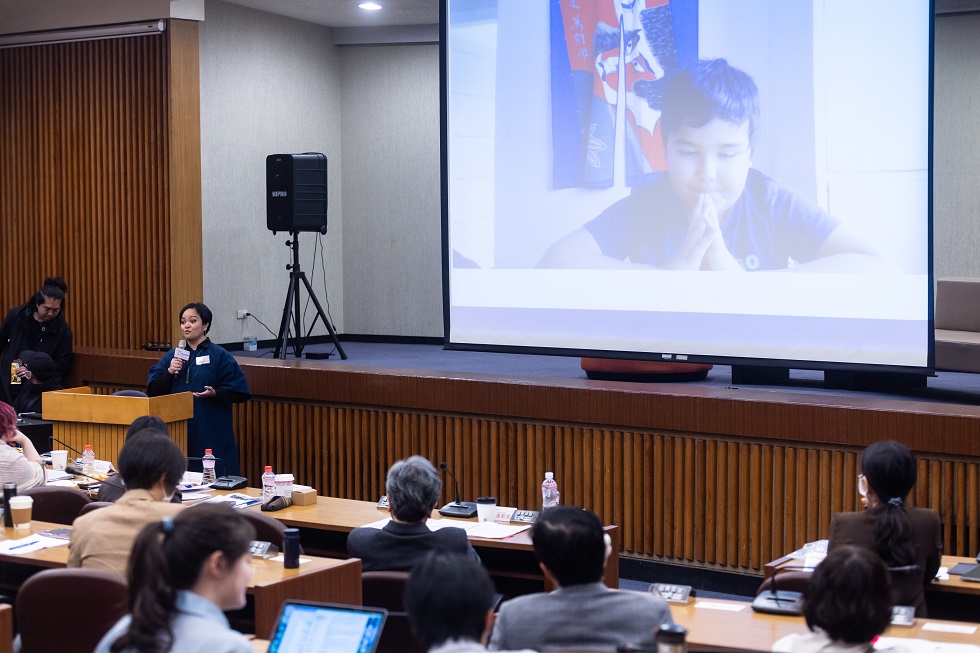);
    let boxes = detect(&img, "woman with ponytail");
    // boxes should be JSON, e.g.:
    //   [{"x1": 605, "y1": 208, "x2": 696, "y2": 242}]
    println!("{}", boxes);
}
[
  {"x1": 95, "y1": 504, "x2": 256, "y2": 653},
  {"x1": 827, "y1": 441, "x2": 941, "y2": 616}
]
